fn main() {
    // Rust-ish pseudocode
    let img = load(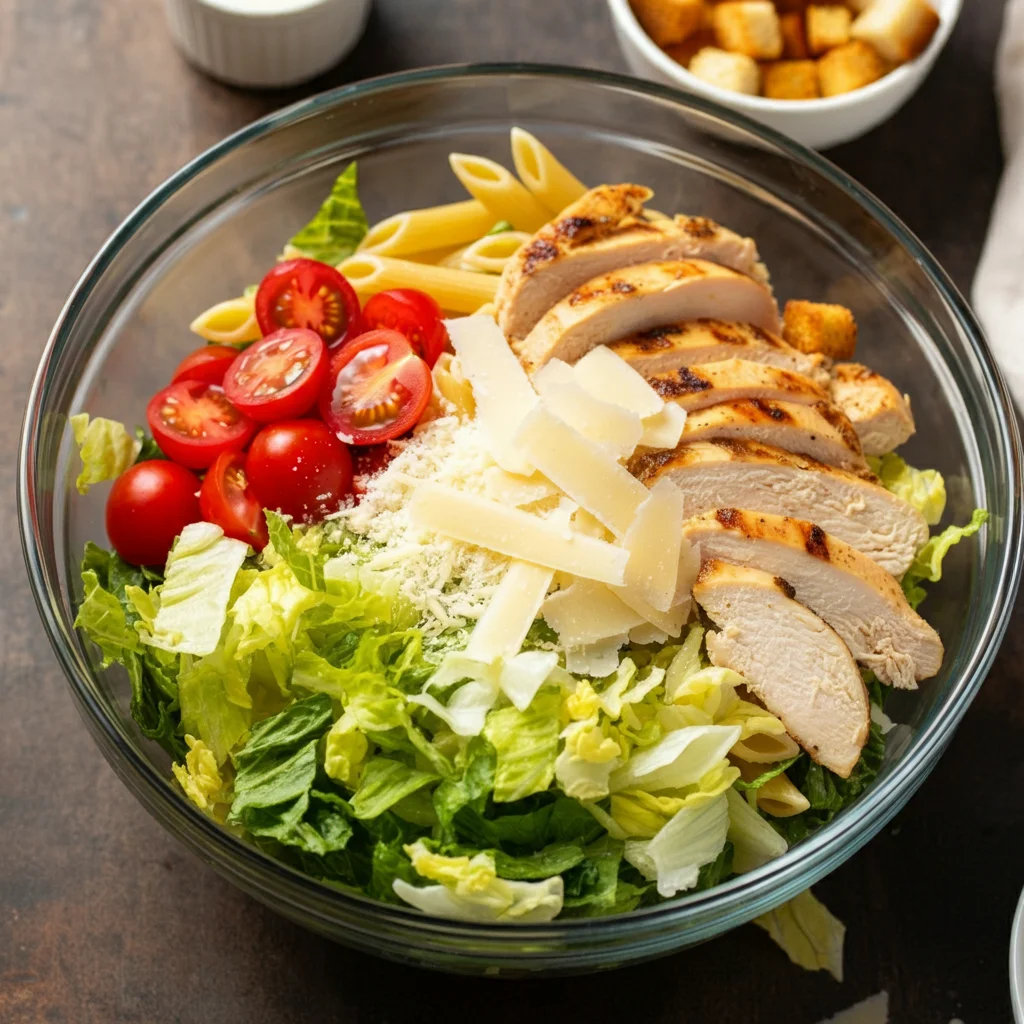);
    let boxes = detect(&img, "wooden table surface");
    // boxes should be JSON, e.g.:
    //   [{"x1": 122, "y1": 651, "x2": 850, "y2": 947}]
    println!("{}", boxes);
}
[{"x1": 1, "y1": 2, "x2": 1019, "y2": 1021}]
